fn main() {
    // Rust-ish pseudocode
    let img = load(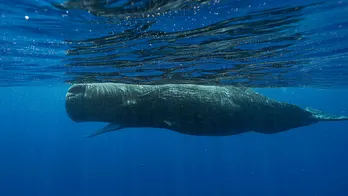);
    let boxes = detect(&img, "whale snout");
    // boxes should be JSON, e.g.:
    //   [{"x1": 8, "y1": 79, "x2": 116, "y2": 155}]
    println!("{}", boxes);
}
[
  {"x1": 65, "y1": 83, "x2": 123, "y2": 123},
  {"x1": 66, "y1": 84, "x2": 88, "y2": 100},
  {"x1": 65, "y1": 84, "x2": 92, "y2": 122}
]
